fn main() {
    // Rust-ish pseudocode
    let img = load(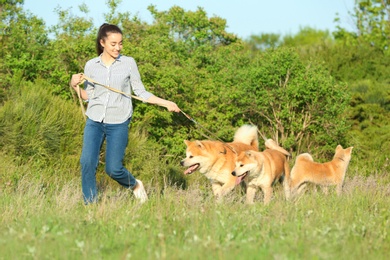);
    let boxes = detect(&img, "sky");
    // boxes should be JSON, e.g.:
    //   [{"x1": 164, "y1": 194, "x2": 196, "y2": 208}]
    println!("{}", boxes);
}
[{"x1": 23, "y1": 0, "x2": 356, "y2": 39}]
